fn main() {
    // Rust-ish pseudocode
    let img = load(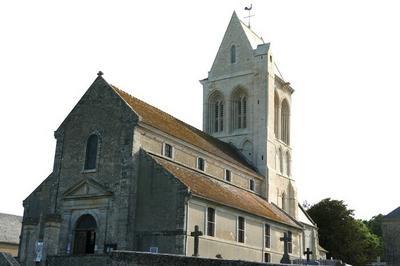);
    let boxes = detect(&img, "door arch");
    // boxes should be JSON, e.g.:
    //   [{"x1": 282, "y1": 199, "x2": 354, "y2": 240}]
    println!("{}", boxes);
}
[{"x1": 73, "y1": 214, "x2": 97, "y2": 254}]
